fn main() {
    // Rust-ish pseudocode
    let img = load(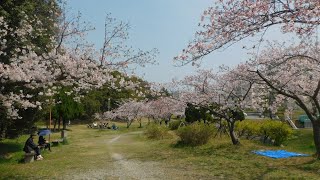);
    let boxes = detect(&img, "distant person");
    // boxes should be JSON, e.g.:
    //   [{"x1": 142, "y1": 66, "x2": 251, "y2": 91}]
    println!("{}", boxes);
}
[
  {"x1": 23, "y1": 134, "x2": 43, "y2": 160},
  {"x1": 38, "y1": 135, "x2": 51, "y2": 151}
]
